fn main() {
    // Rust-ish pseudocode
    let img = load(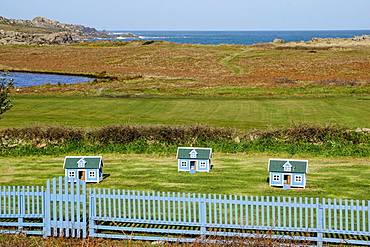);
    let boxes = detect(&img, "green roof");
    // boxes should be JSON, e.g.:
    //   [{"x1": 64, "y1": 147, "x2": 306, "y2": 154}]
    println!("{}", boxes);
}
[
  {"x1": 176, "y1": 147, "x2": 212, "y2": 159},
  {"x1": 268, "y1": 159, "x2": 308, "y2": 173},
  {"x1": 63, "y1": 156, "x2": 103, "y2": 169}
]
